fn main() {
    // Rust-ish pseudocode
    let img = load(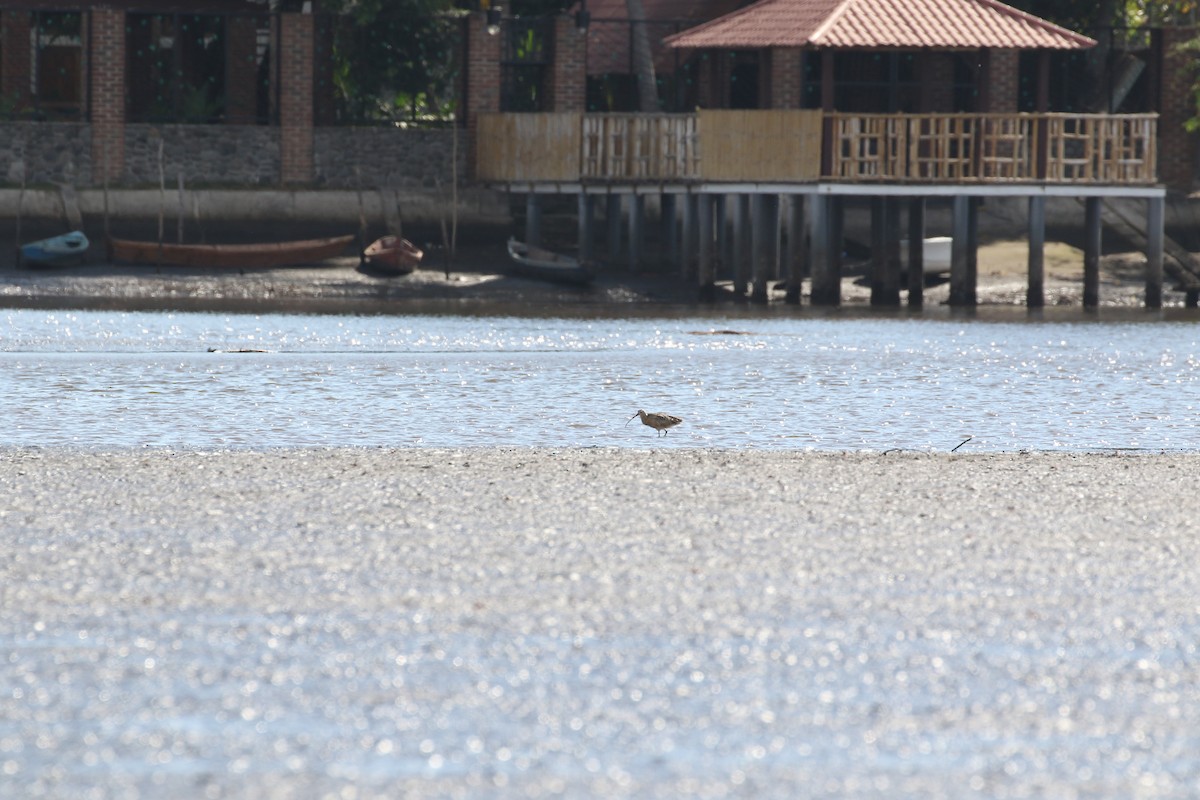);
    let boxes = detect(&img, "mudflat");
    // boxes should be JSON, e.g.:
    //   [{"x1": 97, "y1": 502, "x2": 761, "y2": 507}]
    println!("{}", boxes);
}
[{"x1": 3, "y1": 447, "x2": 1199, "y2": 797}]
